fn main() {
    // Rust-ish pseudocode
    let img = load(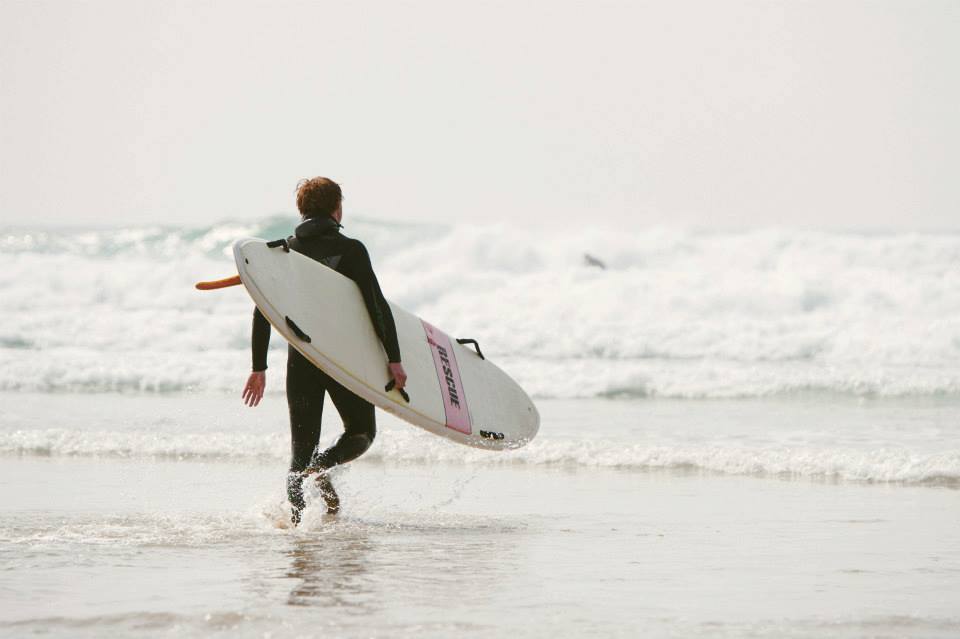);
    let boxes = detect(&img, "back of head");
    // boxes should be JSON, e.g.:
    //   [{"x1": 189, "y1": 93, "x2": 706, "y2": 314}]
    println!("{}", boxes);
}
[{"x1": 296, "y1": 177, "x2": 342, "y2": 219}]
